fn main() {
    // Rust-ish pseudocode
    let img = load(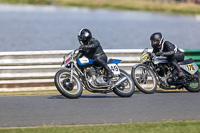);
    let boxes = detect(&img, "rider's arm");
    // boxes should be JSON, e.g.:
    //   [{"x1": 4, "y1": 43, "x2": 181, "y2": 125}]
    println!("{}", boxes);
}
[
  {"x1": 152, "y1": 48, "x2": 157, "y2": 54},
  {"x1": 75, "y1": 50, "x2": 84, "y2": 59},
  {"x1": 87, "y1": 40, "x2": 100, "y2": 49},
  {"x1": 162, "y1": 51, "x2": 175, "y2": 56},
  {"x1": 162, "y1": 42, "x2": 175, "y2": 57}
]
